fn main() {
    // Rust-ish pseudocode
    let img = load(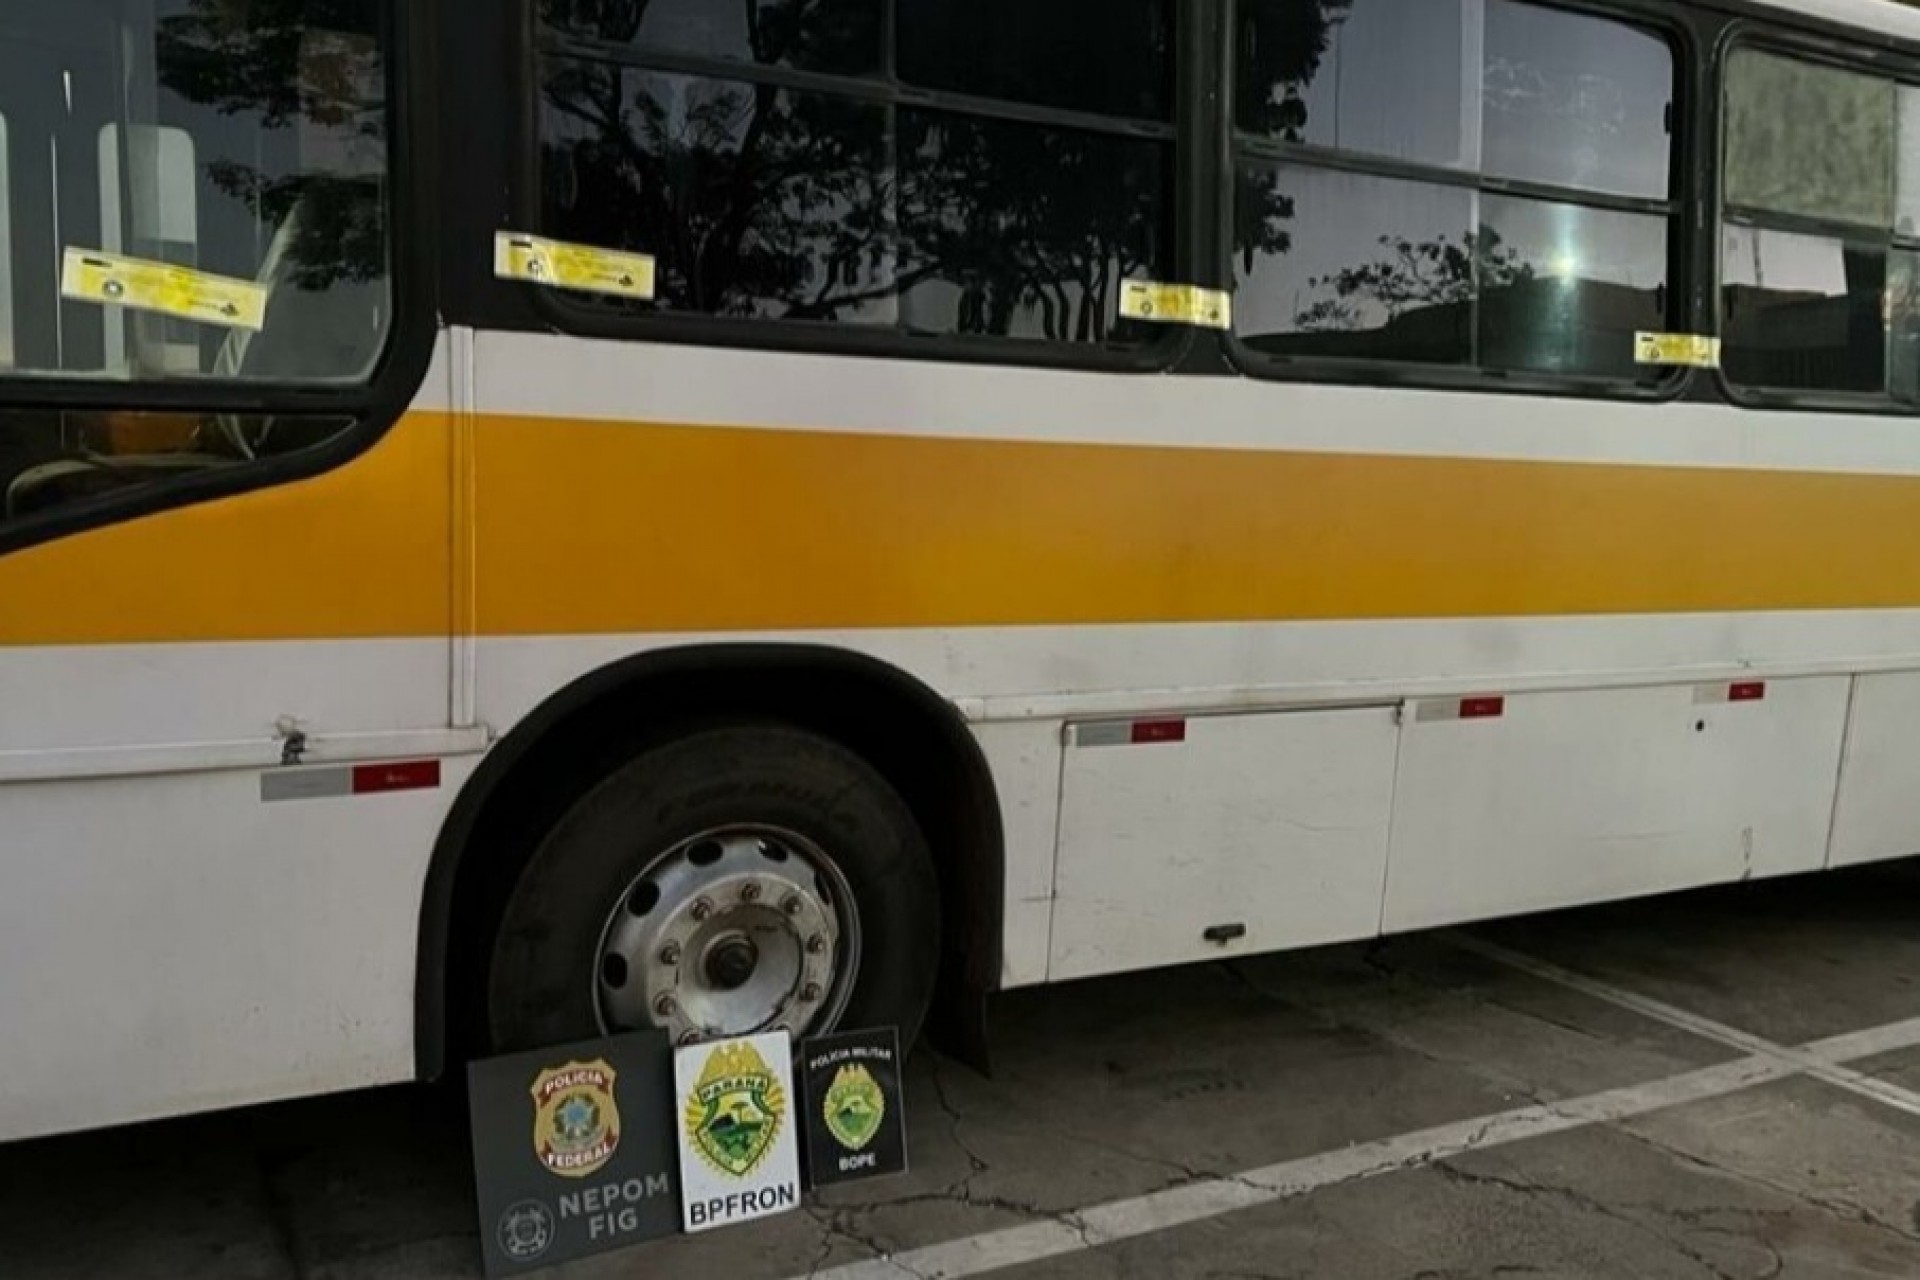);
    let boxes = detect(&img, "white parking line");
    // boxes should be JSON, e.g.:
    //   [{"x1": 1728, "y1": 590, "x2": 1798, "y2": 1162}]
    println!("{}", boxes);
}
[
  {"x1": 796, "y1": 1014, "x2": 1920, "y2": 1280},
  {"x1": 1446, "y1": 932, "x2": 1920, "y2": 1121}
]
